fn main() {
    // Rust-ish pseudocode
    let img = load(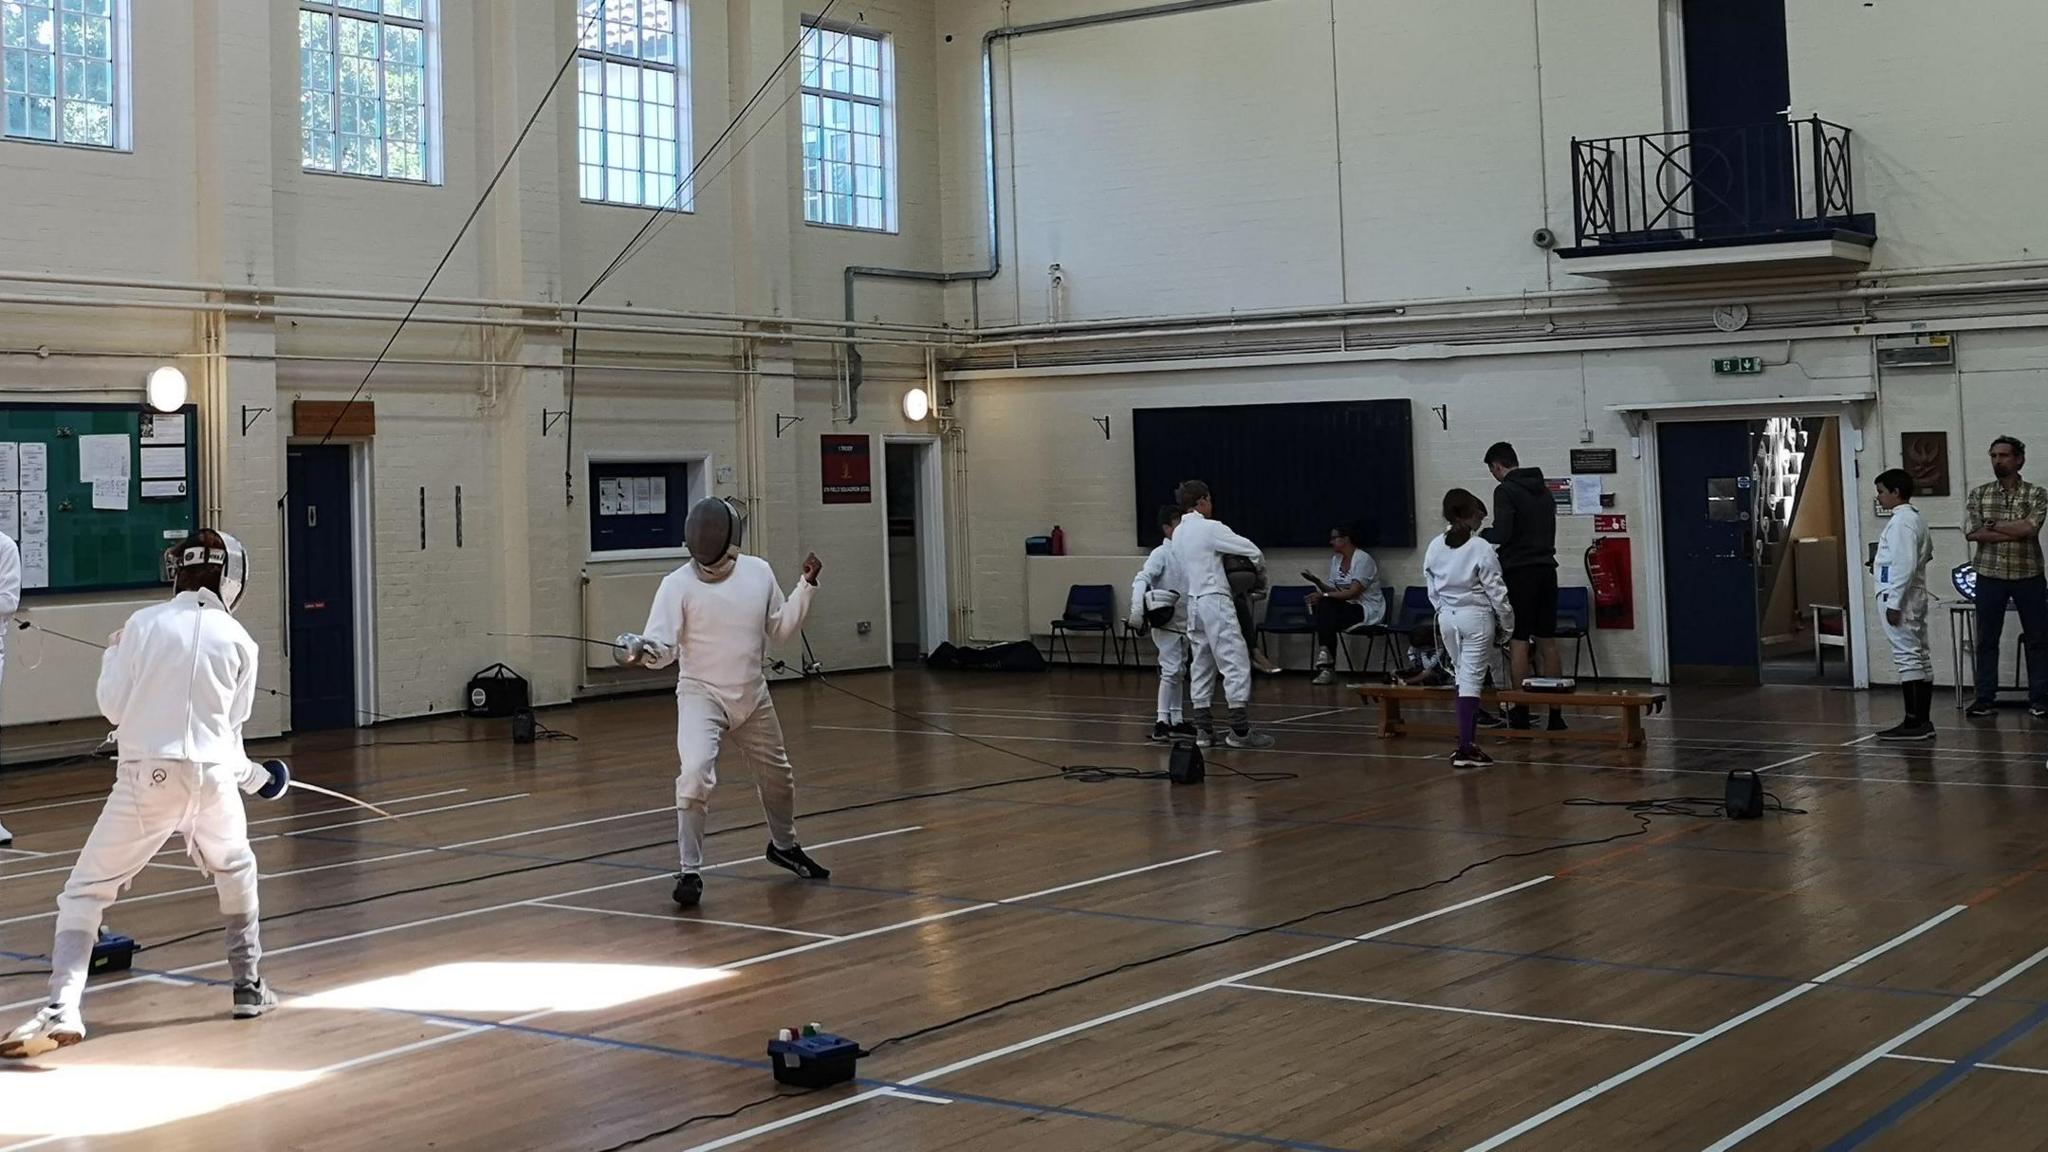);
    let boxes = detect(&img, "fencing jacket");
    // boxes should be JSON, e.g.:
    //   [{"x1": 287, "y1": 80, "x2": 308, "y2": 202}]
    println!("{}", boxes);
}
[
  {"x1": 0, "y1": 532, "x2": 17, "y2": 661},
  {"x1": 641, "y1": 555, "x2": 814, "y2": 719},
  {"x1": 1874, "y1": 502, "x2": 1934, "y2": 608},
  {"x1": 1423, "y1": 532, "x2": 1516, "y2": 631},
  {"x1": 1131, "y1": 542, "x2": 1190, "y2": 626},
  {"x1": 1170, "y1": 510, "x2": 1262, "y2": 599},
  {"x1": 97, "y1": 589, "x2": 258, "y2": 765}
]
